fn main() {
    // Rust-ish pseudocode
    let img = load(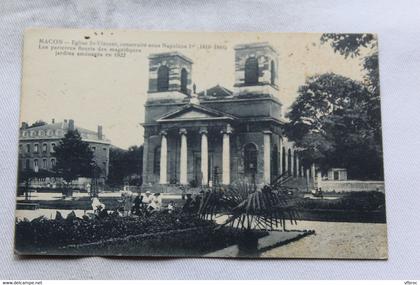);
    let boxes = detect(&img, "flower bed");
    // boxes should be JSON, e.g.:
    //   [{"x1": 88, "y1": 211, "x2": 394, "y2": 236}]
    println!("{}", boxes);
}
[
  {"x1": 57, "y1": 226, "x2": 263, "y2": 256},
  {"x1": 15, "y1": 211, "x2": 214, "y2": 253}
]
